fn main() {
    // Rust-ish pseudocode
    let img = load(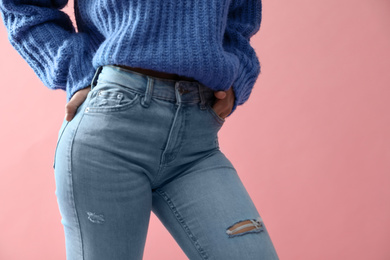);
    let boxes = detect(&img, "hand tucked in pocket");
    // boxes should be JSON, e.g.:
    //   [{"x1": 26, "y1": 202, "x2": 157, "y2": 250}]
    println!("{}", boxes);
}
[
  {"x1": 213, "y1": 86, "x2": 235, "y2": 119},
  {"x1": 65, "y1": 85, "x2": 91, "y2": 122}
]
